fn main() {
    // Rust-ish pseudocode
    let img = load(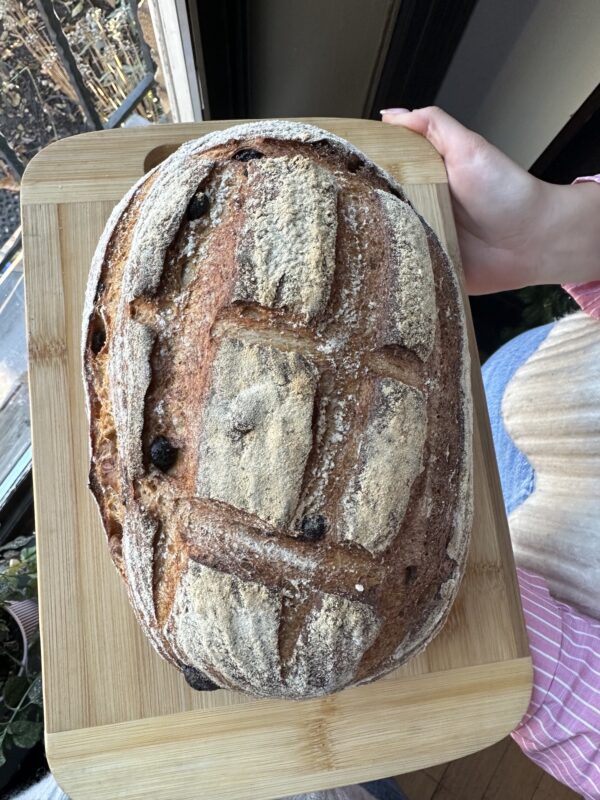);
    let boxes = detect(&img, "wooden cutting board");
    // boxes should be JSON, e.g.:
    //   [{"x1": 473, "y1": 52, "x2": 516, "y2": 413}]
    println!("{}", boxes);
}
[{"x1": 21, "y1": 119, "x2": 531, "y2": 800}]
